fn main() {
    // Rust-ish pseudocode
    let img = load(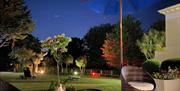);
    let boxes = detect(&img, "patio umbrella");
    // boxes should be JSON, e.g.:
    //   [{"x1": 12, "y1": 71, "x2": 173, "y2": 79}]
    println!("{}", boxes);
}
[{"x1": 82, "y1": 0, "x2": 161, "y2": 68}]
